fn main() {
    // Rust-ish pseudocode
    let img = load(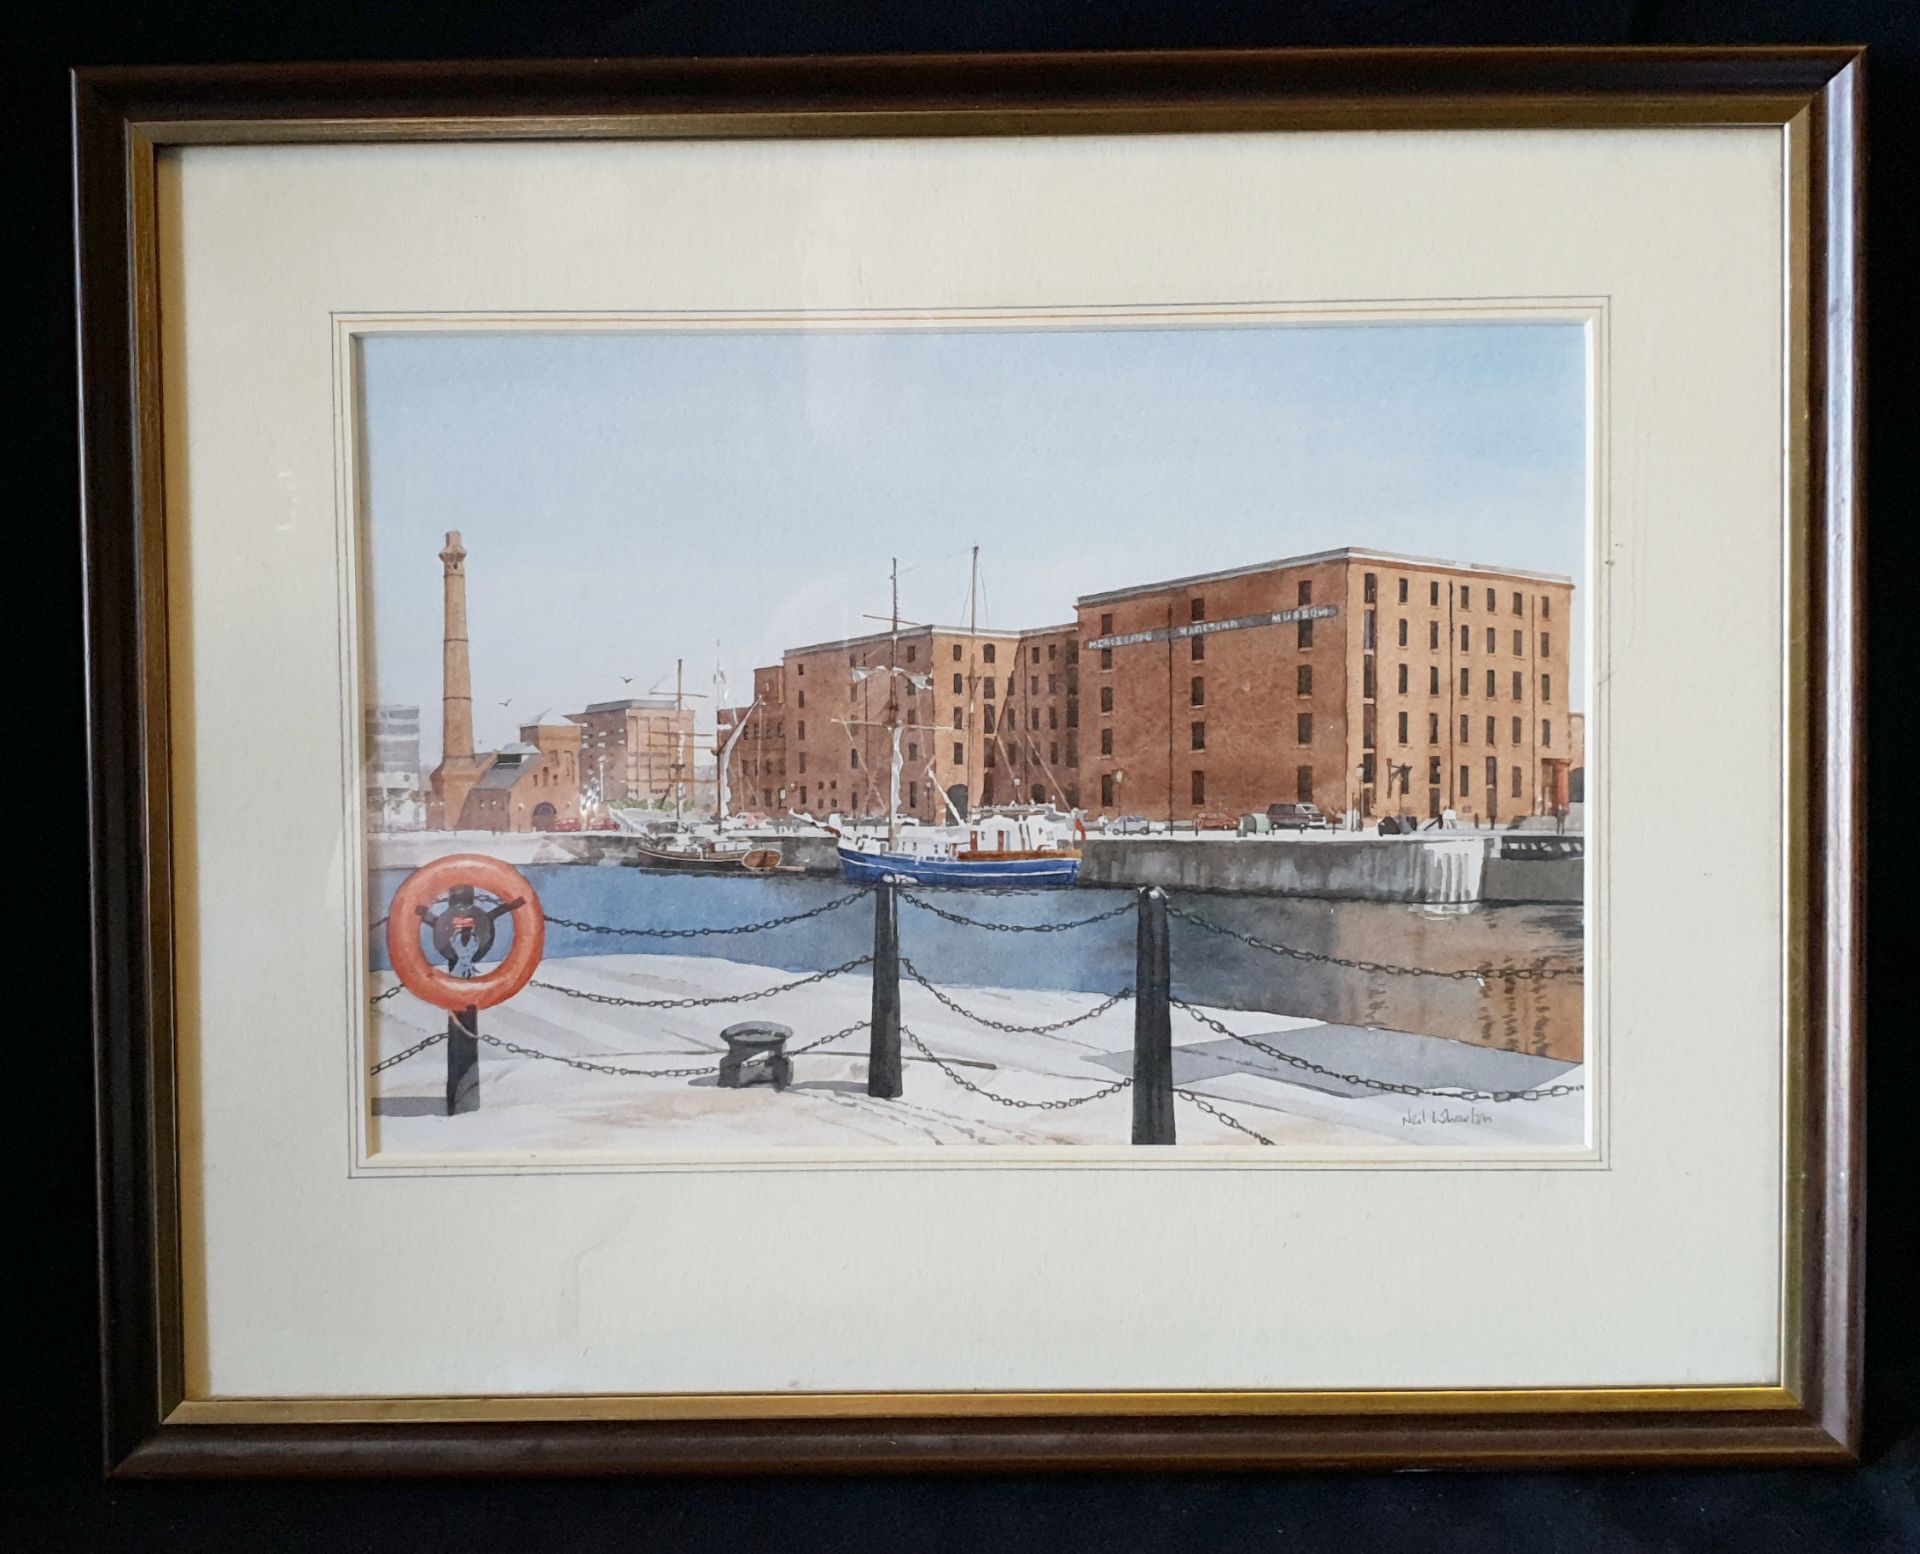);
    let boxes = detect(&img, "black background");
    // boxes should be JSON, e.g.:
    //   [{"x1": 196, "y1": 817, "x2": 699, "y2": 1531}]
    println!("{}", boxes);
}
[{"x1": 12, "y1": 4, "x2": 1915, "y2": 1549}]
